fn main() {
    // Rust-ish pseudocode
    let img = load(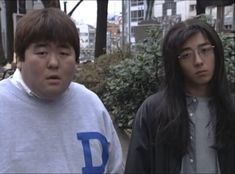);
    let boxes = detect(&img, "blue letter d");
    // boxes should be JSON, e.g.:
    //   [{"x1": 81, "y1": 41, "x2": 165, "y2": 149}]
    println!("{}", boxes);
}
[{"x1": 77, "y1": 132, "x2": 109, "y2": 174}]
